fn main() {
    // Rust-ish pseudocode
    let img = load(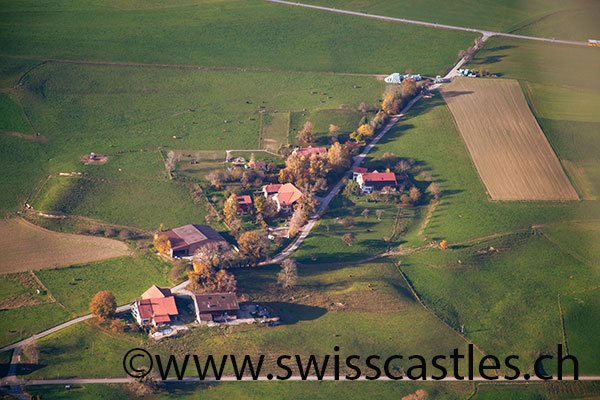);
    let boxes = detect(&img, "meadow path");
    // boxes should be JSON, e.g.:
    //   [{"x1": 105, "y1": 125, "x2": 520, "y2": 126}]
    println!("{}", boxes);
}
[{"x1": 266, "y1": 0, "x2": 590, "y2": 47}]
